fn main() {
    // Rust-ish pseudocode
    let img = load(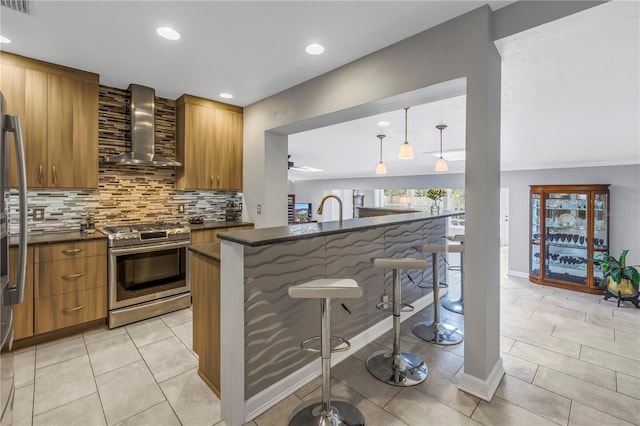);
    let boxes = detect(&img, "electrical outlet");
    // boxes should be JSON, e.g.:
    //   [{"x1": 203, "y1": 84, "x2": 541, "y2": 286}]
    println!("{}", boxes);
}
[
  {"x1": 33, "y1": 208, "x2": 45, "y2": 221},
  {"x1": 178, "y1": 204, "x2": 185, "y2": 213},
  {"x1": 257, "y1": 204, "x2": 262, "y2": 214}
]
